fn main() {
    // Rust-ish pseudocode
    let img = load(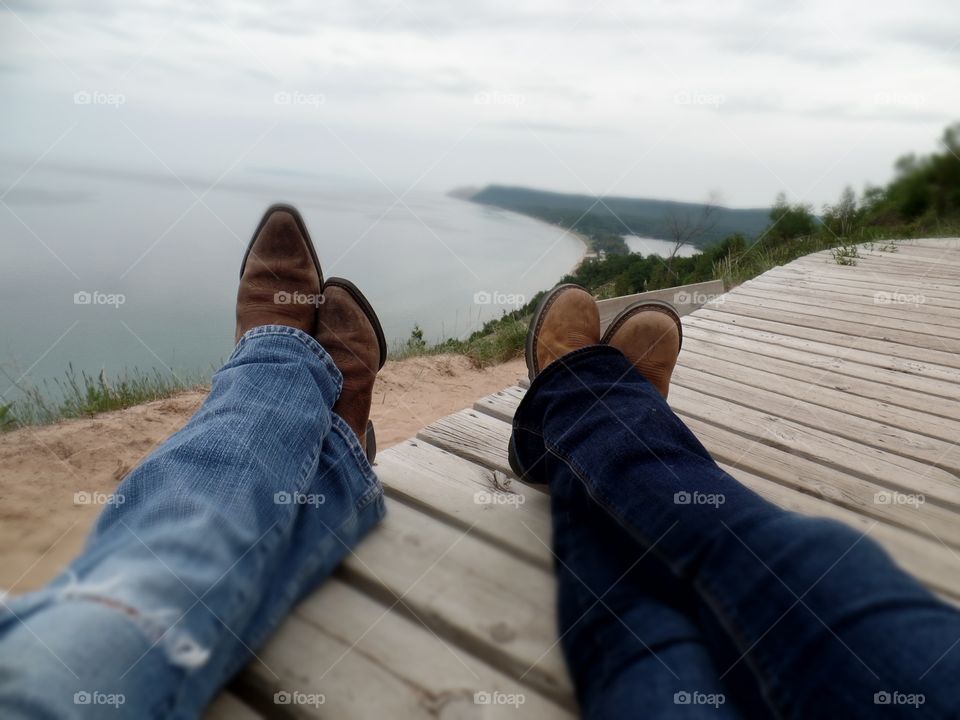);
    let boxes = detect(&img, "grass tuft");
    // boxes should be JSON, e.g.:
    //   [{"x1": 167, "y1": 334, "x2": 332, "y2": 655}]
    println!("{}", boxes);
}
[
  {"x1": 388, "y1": 317, "x2": 529, "y2": 368},
  {"x1": 831, "y1": 242, "x2": 861, "y2": 266},
  {"x1": 1, "y1": 364, "x2": 206, "y2": 432}
]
